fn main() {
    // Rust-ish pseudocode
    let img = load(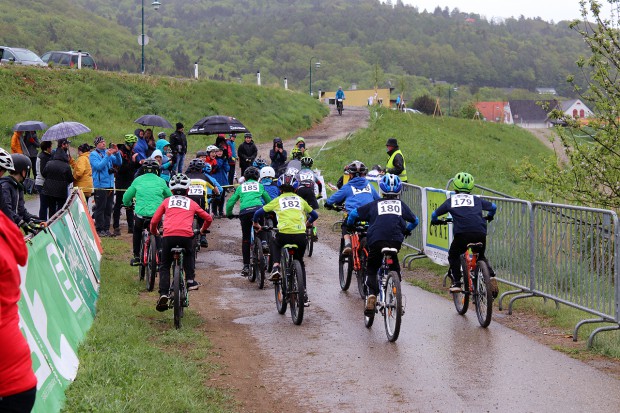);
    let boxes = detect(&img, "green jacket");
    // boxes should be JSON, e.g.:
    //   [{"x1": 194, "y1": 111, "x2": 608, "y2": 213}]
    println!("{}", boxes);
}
[
  {"x1": 226, "y1": 180, "x2": 272, "y2": 216},
  {"x1": 122, "y1": 173, "x2": 172, "y2": 217}
]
